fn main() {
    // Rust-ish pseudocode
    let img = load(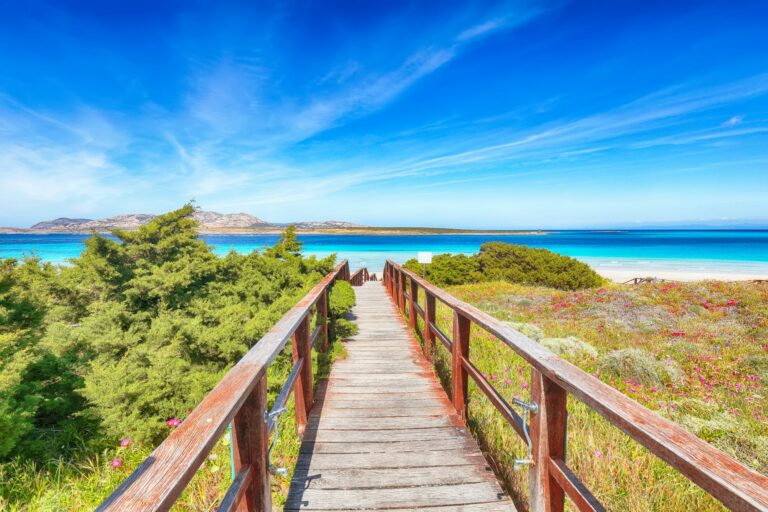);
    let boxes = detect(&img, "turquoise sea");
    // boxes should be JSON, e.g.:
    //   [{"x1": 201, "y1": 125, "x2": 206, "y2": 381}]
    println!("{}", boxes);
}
[{"x1": 2, "y1": 231, "x2": 768, "y2": 278}]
